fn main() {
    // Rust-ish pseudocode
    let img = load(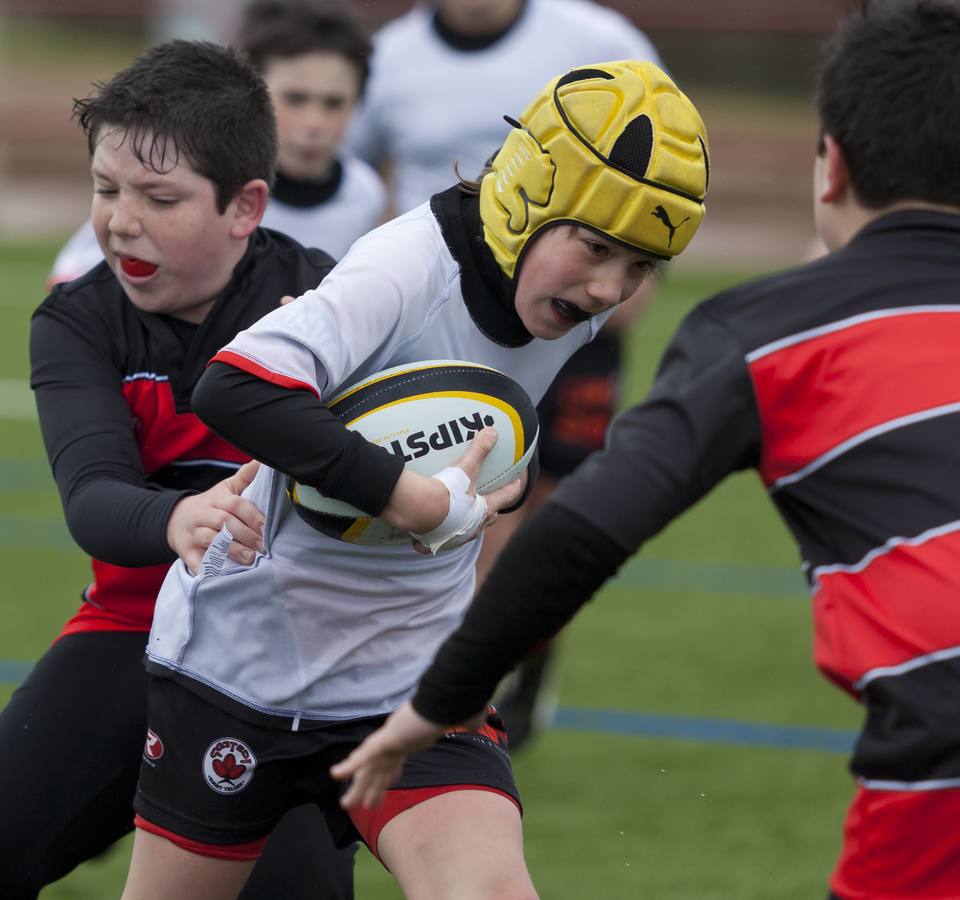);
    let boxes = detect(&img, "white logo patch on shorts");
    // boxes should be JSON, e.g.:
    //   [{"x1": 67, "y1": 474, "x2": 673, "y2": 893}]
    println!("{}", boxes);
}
[{"x1": 203, "y1": 737, "x2": 257, "y2": 794}]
